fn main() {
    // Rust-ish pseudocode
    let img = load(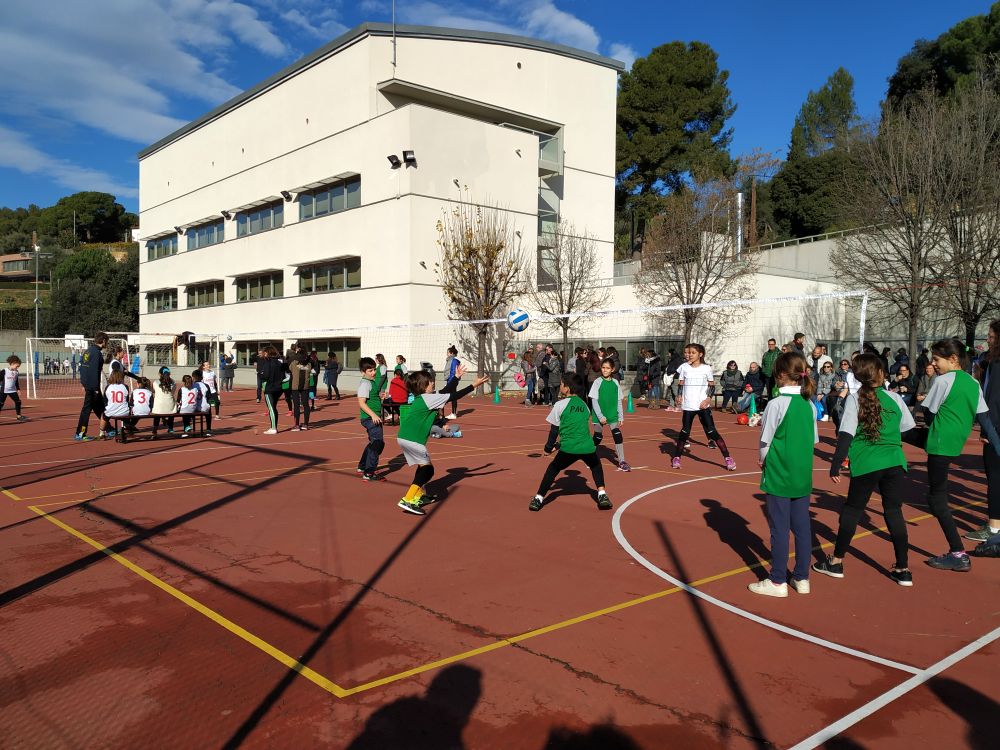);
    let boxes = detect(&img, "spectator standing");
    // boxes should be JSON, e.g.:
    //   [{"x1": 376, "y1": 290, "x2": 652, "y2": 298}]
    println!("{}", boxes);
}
[
  {"x1": 74, "y1": 332, "x2": 108, "y2": 440},
  {"x1": 222, "y1": 354, "x2": 236, "y2": 392},
  {"x1": 761, "y1": 338, "x2": 780, "y2": 398},
  {"x1": 645, "y1": 349, "x2": 663, "y2": 409},
  {"x1": 324, "y1": 352, "x2": 342, "y2": 400},
  {"x1": 664, "y1": 348, "x2": 683, "y2": 411}
]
